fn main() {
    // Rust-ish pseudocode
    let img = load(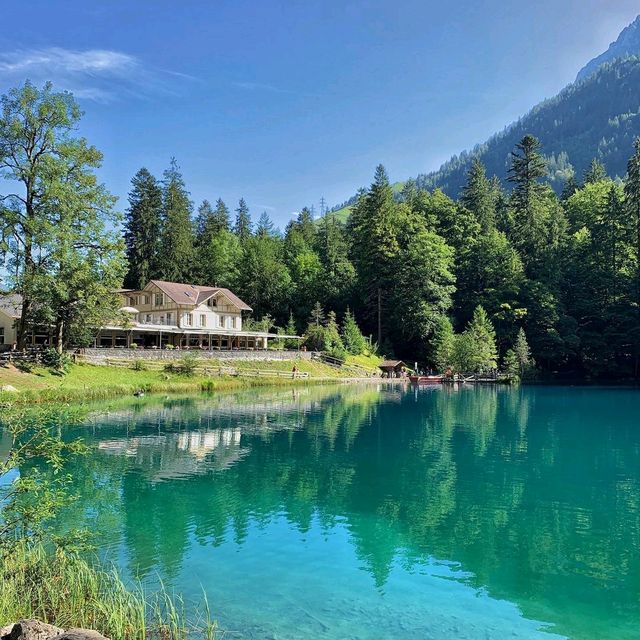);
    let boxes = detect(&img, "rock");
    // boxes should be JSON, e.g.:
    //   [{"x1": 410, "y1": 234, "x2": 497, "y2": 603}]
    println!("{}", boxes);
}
[
  {"x1": 0, "y1": 625, "x2": 15, "y2": 640},
  {"x1": 0, "y1": 385, "x2": 18, "y2": 392},
  {"x1": 50, "y1": 631, "x2": 110, "y2": 640},
  {"x1": 9, "y1": 620, "x2": 64, "y2": 640}
]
